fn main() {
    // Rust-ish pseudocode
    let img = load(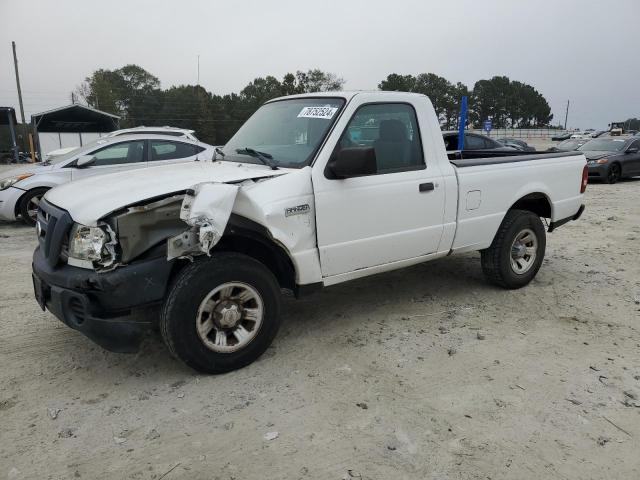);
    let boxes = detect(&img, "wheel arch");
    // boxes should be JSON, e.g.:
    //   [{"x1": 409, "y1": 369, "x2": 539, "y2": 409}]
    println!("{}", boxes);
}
[
  {"x1": 168, "y1": 214, "x2": 297, "y2": 293},
  {"x1": 14, "y1": 186, "x2": 51, "y2": 217},
  {"x1": 508, "y1": 192, "x2": 552, "y2": 219}
]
